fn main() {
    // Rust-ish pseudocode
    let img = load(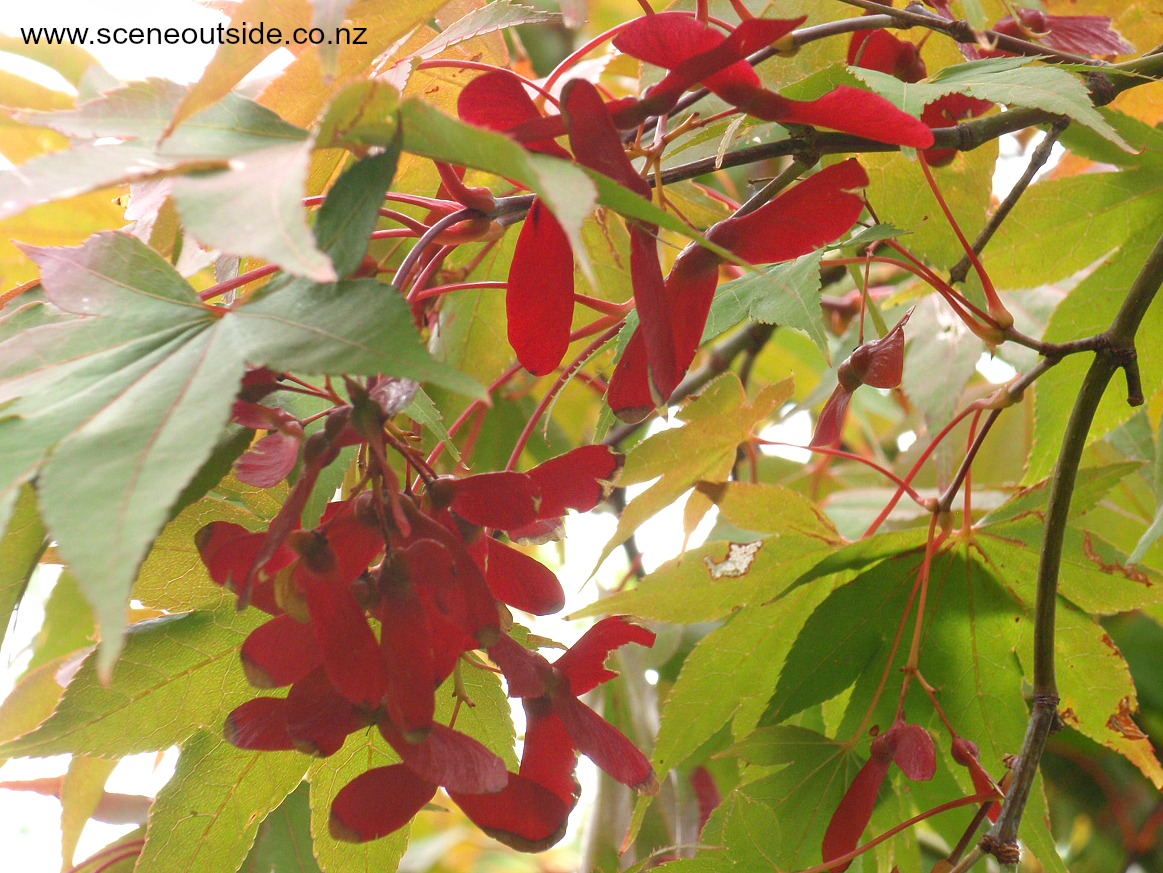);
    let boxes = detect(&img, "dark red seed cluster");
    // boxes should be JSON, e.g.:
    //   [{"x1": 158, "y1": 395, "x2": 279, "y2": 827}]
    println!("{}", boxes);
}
[{"x1": 197, "y1": 407, "x2": 656, "y2": 850}]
